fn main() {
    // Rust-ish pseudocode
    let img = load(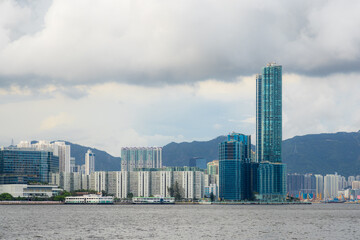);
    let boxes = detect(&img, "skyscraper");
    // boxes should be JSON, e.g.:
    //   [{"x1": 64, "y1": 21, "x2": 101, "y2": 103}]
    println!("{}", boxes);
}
[
  {"x1": 256, "y1": 63, "x2": 286, "y2": 201},
  {"x1": 256, "y1": 63, "x2": 282, "y2": 163},
  {"x1": 85, "y1": 149, "x2": 95, "y2": 176},
  {"x1": 219, "y1": 133, "x2": 255, "y2": 201}
]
